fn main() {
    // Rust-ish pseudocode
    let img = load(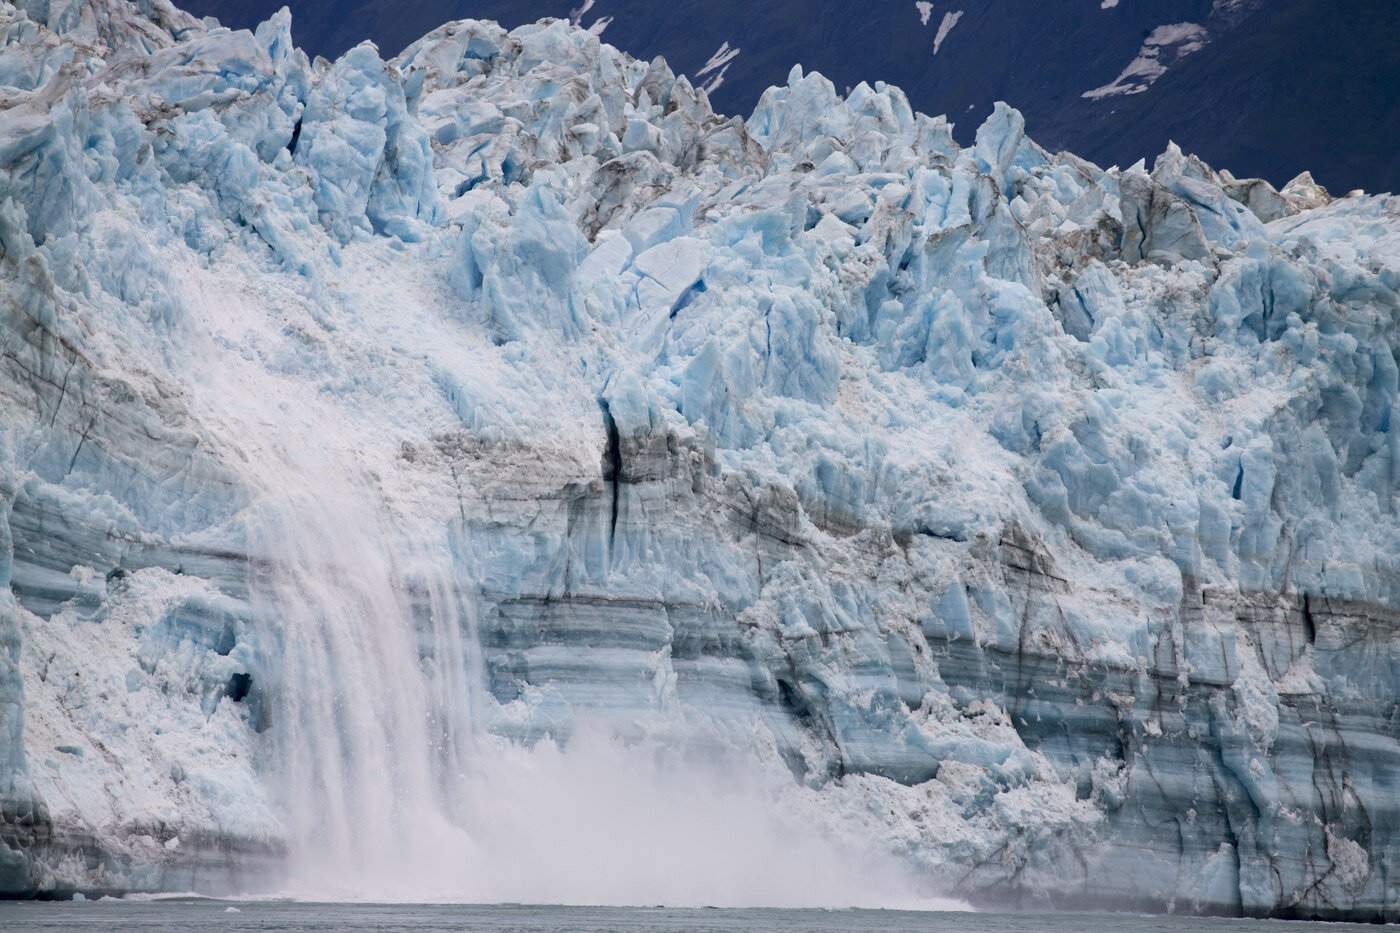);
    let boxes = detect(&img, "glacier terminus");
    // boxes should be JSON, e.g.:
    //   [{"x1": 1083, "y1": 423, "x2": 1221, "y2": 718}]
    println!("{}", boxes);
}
[{"x1": 2, "y1": 0, "x2": 1400, "y2": 920}]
